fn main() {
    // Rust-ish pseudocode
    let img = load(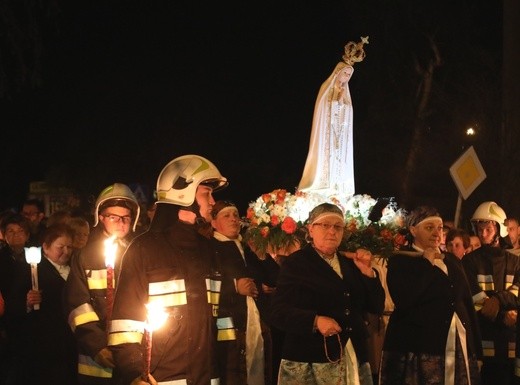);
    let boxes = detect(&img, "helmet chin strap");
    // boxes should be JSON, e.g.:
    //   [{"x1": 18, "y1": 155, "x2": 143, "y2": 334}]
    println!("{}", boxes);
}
[
  {"x1": 186, "y1": 200, "x2": 208, "y2": 225},
  {"x1": 186, "y1": 200, "x2": 213, "y2": 238}
]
